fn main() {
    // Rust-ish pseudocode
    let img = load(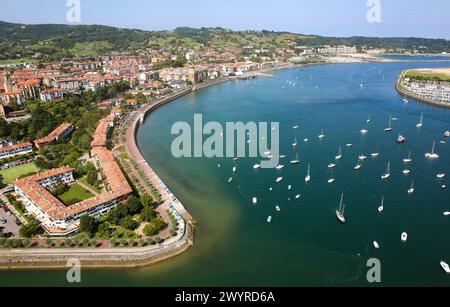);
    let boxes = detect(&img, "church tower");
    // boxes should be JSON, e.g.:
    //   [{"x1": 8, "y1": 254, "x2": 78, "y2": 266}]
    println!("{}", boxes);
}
[{"x1": 4, "y1": 70, "x2": 13, "y2": 92}]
